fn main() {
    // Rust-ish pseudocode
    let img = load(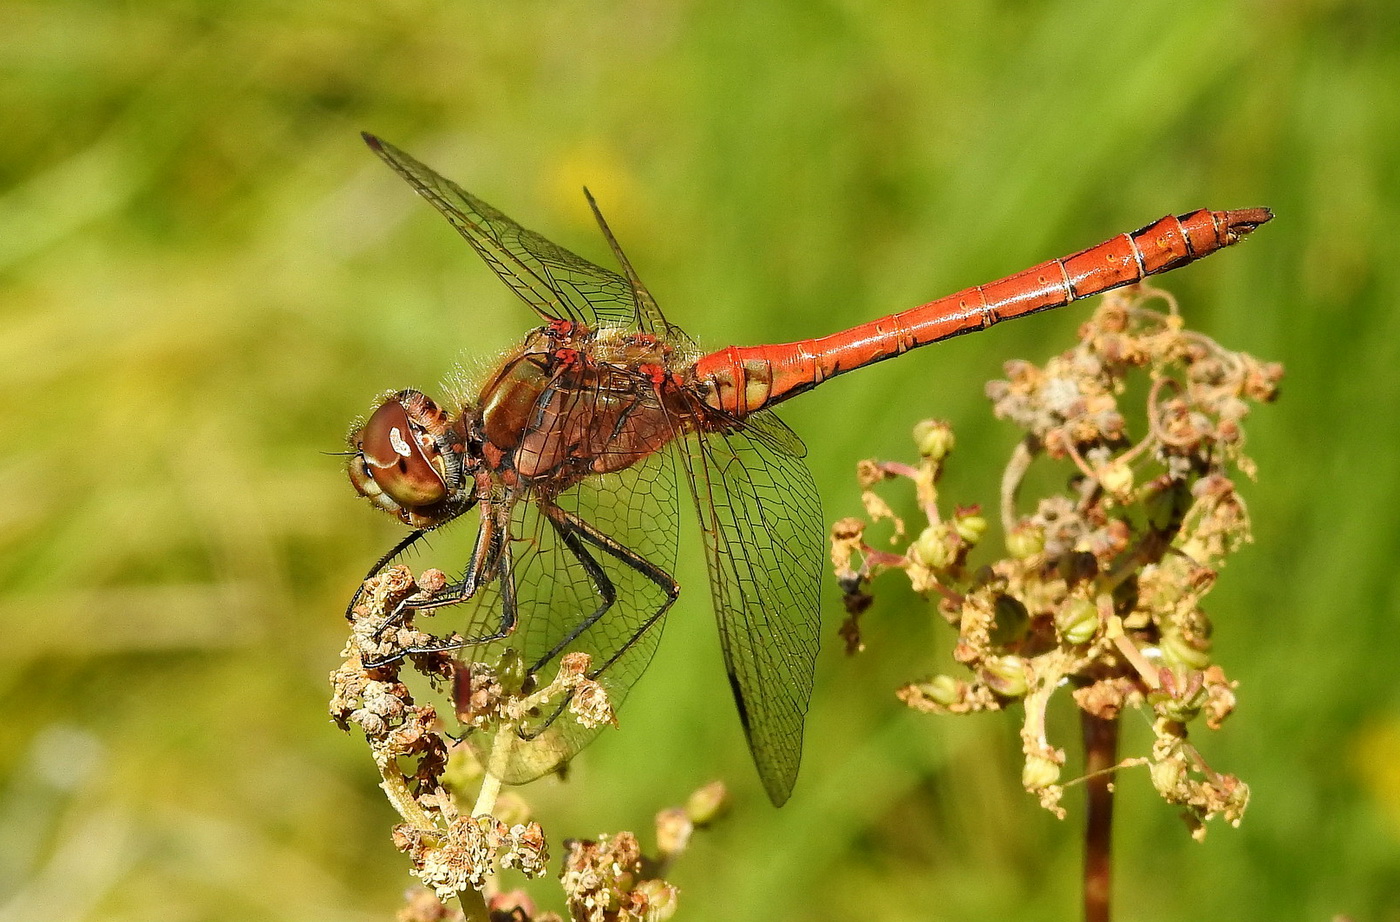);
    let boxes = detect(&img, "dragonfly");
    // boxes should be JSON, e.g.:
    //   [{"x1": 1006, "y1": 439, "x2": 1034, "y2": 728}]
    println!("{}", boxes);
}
[{"x1": 345, "y1": 132, "x2": 1270, "y2": 806}]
